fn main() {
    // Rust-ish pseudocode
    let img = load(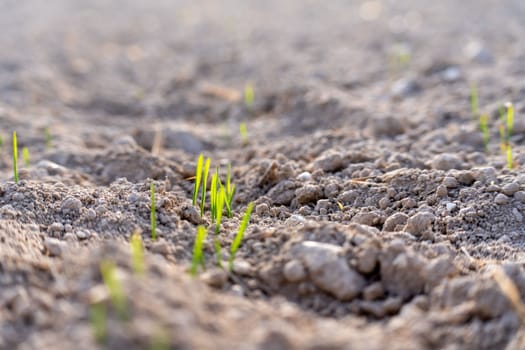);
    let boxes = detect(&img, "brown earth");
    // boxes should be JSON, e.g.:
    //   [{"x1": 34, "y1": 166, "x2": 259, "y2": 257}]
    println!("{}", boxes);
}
[{"x1": 2, "y1": 0, "x2": 525, "y2": 349}]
